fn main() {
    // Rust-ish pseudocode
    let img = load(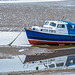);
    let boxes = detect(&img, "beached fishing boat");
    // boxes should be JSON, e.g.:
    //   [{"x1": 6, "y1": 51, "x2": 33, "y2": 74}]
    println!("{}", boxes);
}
[
  {"x1": 25, "y1": 20, "x2": 75, "y2": 45},
  {"x1": 23, "y1": 54, "x2": 75, "y2": 71}
]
